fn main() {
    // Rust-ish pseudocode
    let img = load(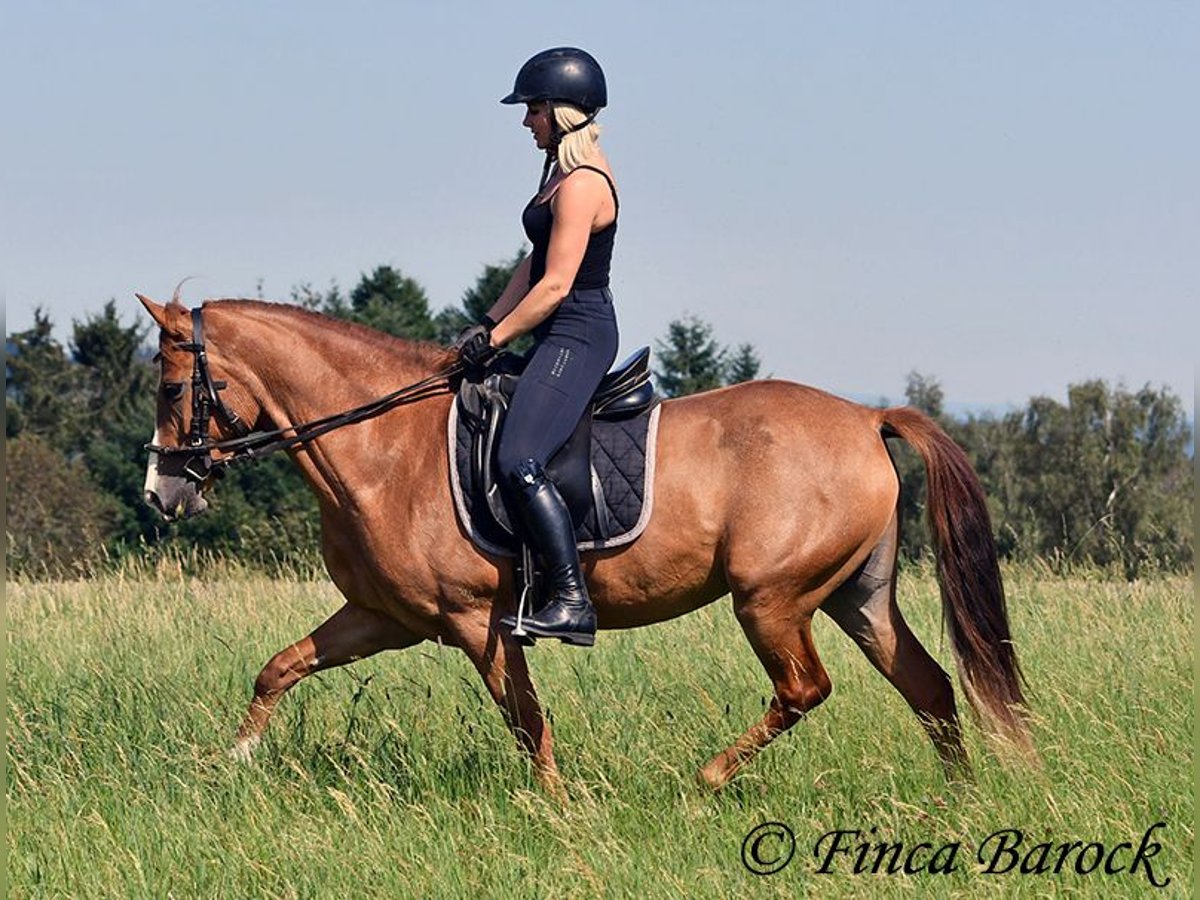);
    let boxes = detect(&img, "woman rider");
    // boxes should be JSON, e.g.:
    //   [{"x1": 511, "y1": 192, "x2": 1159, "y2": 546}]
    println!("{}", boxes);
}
[{"x1": 455, "y1": 47, "x2": 620, "y2": 648}]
